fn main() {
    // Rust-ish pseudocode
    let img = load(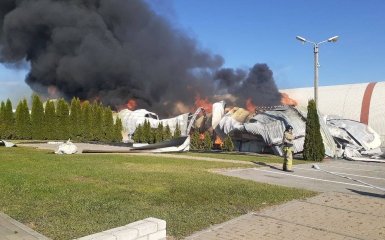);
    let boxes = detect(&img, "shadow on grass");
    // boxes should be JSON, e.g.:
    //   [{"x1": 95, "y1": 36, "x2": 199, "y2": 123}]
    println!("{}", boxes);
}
[{"x1": 347, "y1": 188, "x2": 385, "y2": 199}]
